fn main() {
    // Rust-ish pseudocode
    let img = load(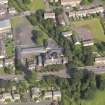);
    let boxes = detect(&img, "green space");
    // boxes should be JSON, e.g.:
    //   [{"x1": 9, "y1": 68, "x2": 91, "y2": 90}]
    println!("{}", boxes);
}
[
  {"x1": 5, "y1": 38, "x2": 14, "y2": 58},
  {"x1": 0, "y1": 68, "x2": 5, "y2": 74},
  {"x1": 27, "y1": 0, "x2": 45, "y2": 10},
  {"x1": 72, "y1": 18, "x2": 105, "y2": 42},
  {"x1": 9, "y1": 0, "x2": 45, "y2": 12},
  {"x1": 41, "y1": 64, "x2": 65, "y2": 72},
  {"x1": 82, "y1": 90, "x2": 105, "y2": 105},
  {"x1": 81, "y1": 0, "x2": 94, "y2": 5},
  {"x1": 63, "y1": 90, "x2": 105, "y2": 105},
  {"x1": 0, "y1": 66, "x2": 15, "y2": 75}
]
